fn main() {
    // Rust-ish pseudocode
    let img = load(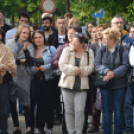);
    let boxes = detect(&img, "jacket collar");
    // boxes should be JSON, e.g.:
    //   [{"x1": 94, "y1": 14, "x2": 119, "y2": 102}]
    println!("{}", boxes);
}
[{"x1": 69, "y1": 44, "x2": 89, "y2": 52}]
